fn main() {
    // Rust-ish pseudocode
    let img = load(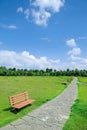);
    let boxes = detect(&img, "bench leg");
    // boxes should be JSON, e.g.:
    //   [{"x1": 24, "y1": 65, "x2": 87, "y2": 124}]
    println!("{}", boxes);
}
[{"x1": 11, "y1": 108, "x2": 19, "y2": 114}]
